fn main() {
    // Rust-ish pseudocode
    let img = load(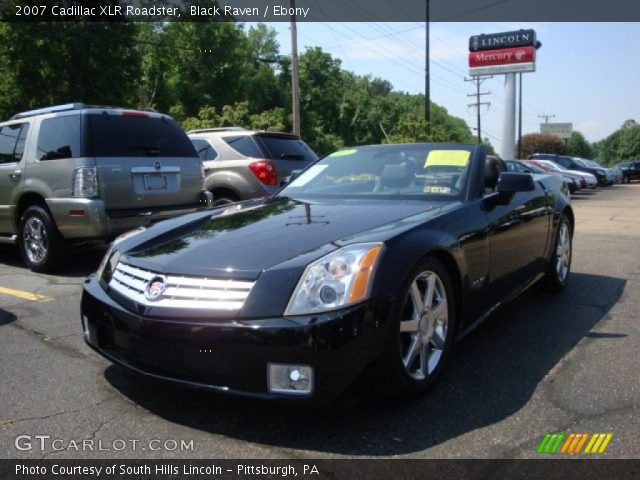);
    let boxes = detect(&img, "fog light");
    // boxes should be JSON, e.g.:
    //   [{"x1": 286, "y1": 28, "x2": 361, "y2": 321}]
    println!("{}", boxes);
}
[{"x1": 268, "y1": 364, "x2": 313, "y2": 395}]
